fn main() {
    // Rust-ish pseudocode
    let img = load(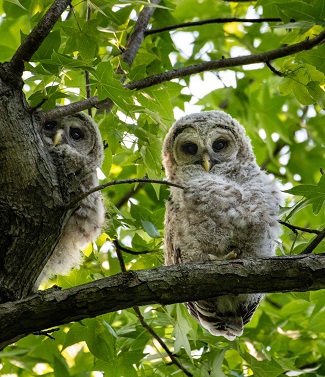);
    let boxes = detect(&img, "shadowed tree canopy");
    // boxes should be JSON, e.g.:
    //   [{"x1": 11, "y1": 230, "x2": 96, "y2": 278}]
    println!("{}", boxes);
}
[{"x1": 0, "y1": 0, "x2": 324, "y2": 375}]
